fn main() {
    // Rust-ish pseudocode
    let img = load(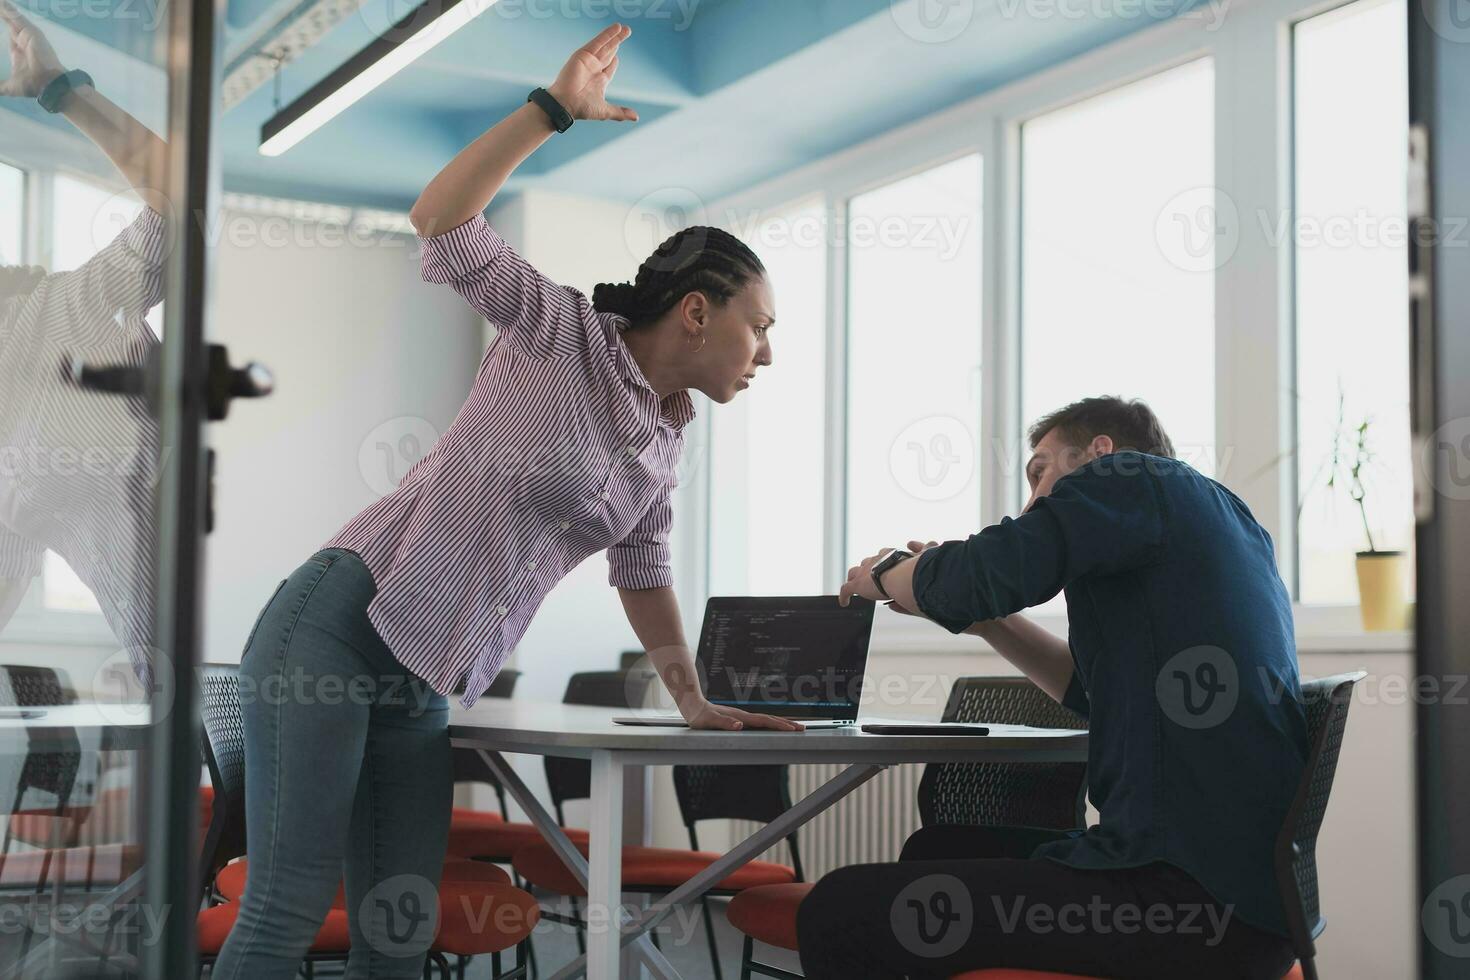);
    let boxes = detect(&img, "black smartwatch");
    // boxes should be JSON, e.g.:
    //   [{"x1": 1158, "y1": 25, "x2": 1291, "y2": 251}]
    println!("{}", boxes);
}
[
  {"x1": 870, "y1": 549, "x2": 914, "y2": 600},
  {"x1": 527, "y1": 87, "x2": 573, "y2": 133},
  {"x1": 38, "y1": 69, "x2": 93, "y2": 114}
]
